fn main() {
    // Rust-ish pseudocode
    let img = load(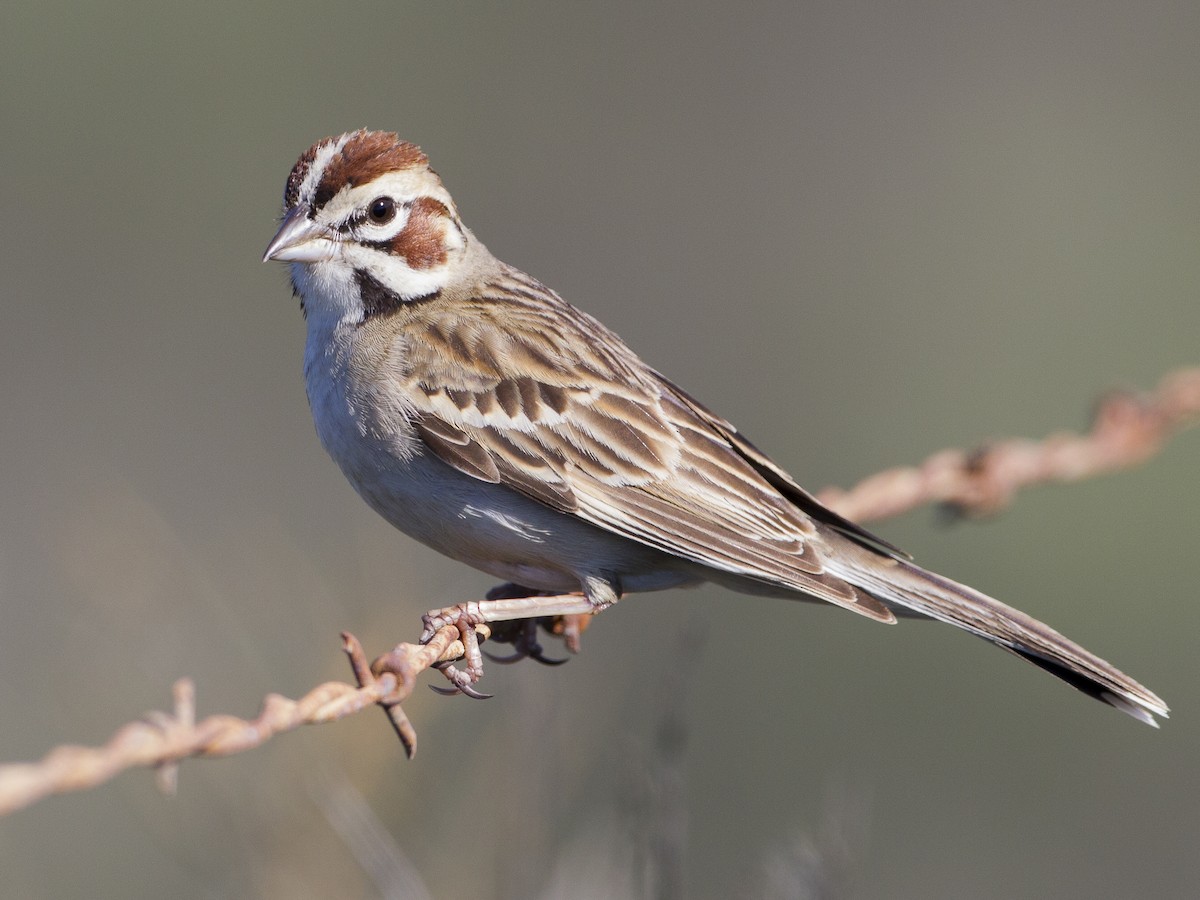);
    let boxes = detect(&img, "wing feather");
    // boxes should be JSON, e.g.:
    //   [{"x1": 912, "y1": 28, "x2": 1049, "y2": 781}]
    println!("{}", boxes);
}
[
  {"x1": 660, "y1": 376, "x2": 908, "y2": 557},
  {"x1": 393, "y1": 268, "x2": 894, "y2": 622}
]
